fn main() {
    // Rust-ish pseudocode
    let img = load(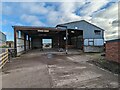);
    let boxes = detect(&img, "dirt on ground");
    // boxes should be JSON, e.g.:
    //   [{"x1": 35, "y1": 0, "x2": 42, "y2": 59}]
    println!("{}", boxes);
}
[
  {"x1": 1, "y1": 50, "x2": 119, "y2": 88},
  {"x1": 88, "y1": 58, "x2": 120, "y2": 75}
]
